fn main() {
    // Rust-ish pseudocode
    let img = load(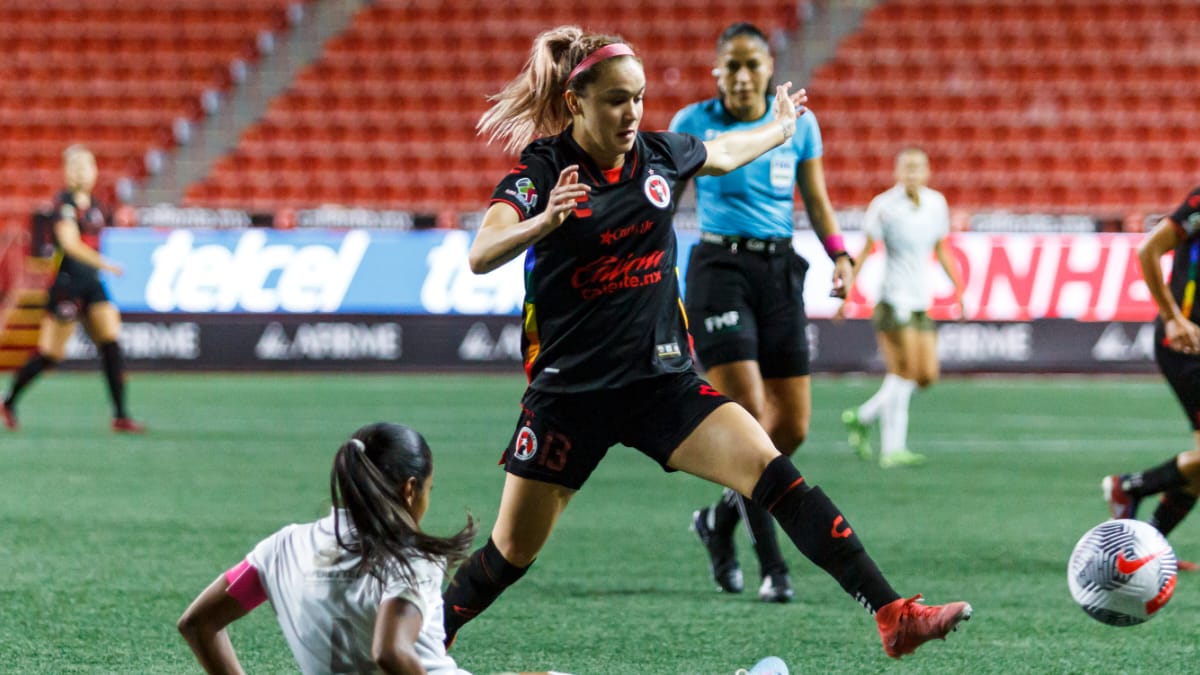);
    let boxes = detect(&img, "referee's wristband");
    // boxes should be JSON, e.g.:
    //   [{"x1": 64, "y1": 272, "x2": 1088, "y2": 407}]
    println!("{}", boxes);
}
[
  {"x1": 822, "y1": 233, "x2": 846, "y2": 261},
  {"x1": 832, "y1": 250, "x2": 855, "y2": 266}
]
